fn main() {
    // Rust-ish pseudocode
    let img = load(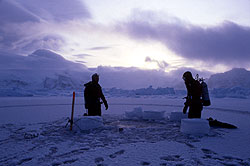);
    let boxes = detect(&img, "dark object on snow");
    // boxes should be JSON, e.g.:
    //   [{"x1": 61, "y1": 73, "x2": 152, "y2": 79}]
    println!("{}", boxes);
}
[
  {"x1": 207, "y1": 117, "x2": 237, "y2": 129},
  {"x1": 182, "y1": 71, "x2": 203, "y2": 118},
  {"x1": 84, "y1": 73, "x2": 108, "y2": 116},
  {"x1": 24, "y1": 132, "x2": 39, "y2": 139}
]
